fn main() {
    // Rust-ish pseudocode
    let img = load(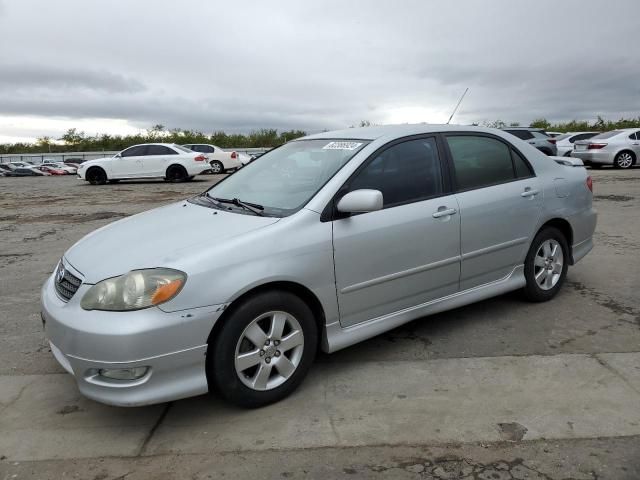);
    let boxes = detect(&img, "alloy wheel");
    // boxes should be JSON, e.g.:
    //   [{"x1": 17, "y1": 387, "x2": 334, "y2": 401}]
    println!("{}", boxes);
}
[
  {"x1": 616, "y1": 152, "x2": 633, "y2": 169},
  {"x1": 234, "y1": 311, "x2": 304, "y2": 391},
  {"x1": 534, "y1": 239, "x2": 564, "y2": 290}
]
